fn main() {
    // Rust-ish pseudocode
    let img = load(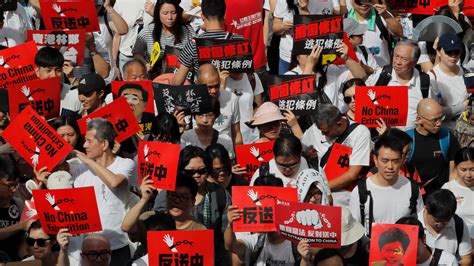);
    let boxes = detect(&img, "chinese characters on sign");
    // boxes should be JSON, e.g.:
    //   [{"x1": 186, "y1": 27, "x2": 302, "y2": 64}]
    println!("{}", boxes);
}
[
  {"x1": 40, "y1": 0, "x2": 100, "y2": 32},
  {"x1": 293, "y1": 15, "x2": 343, "y2": 56},
  {"x1": 235, "y1": 141, "x2": 274, "y2": 181},
  {"x1": 27, "y1": 30, "x2": 85, "y2": 64},
  {"x1": 0, "y1": 41, "x2": 39, "y2": 89},
  {"x1": 196, "y1": 38, "x2": 254, "y2": 73},
  {"x1": 153, "y1": 83, "x2": 212, "y2": 115}
]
